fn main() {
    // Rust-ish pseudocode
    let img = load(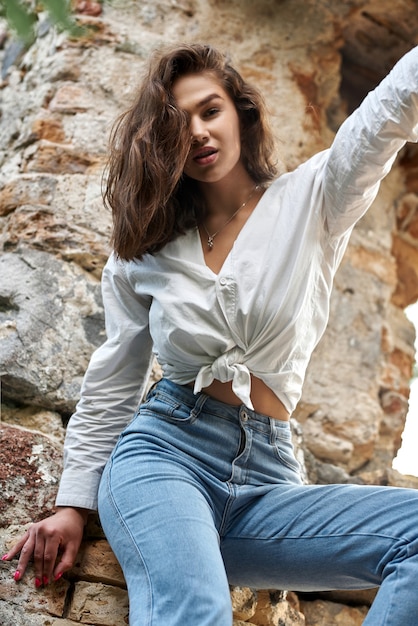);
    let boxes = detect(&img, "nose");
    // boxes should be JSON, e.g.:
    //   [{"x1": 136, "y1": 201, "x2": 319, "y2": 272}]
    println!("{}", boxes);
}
[{"x1": 190, "y1": 117, "x2": 209, "y2": 144}]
